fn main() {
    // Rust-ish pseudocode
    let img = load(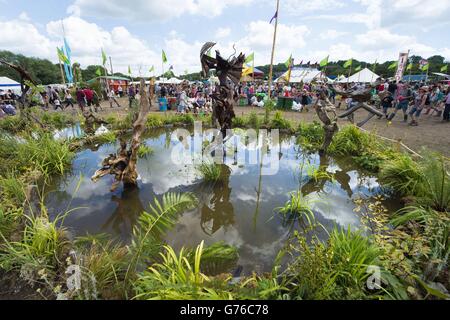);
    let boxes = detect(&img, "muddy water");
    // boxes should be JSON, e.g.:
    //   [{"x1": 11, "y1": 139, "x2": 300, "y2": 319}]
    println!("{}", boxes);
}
[{"x1": 44, "y1": 127, "x2": 400, "y2": 274}]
